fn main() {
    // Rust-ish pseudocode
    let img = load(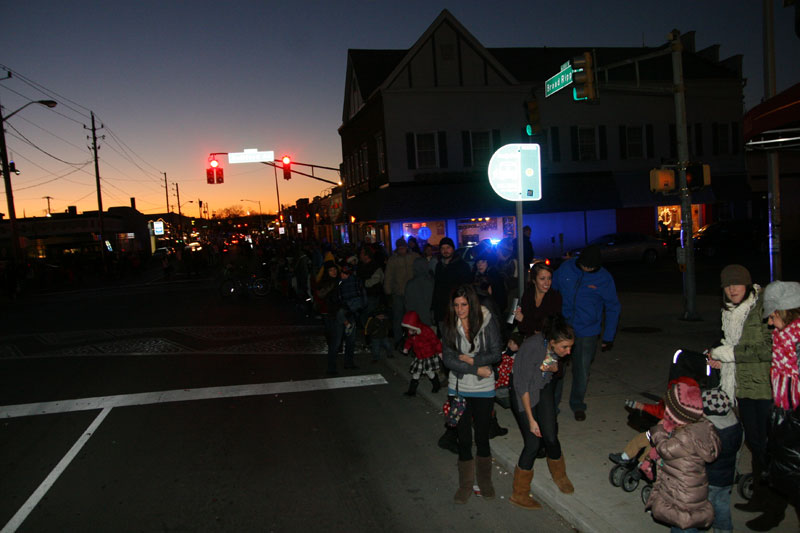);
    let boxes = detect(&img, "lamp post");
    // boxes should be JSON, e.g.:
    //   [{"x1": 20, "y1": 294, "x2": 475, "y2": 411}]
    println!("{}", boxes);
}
[
  {"x1": 240, "y1": 198, "x2": 263, "y2": 232},
  {"x1": 1, "y1": 98, "x2": 58, "y2": 265}
]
